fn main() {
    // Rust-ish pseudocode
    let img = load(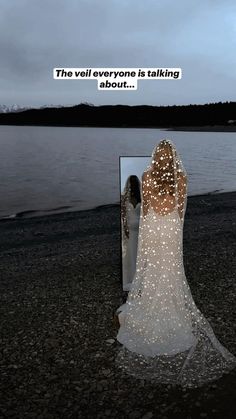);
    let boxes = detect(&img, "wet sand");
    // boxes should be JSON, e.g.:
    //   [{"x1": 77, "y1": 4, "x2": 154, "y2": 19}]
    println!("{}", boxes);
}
[{"x1": 0, "y1": 191, "x2": 236, "y2": 418}]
